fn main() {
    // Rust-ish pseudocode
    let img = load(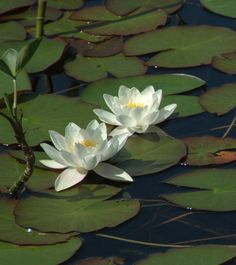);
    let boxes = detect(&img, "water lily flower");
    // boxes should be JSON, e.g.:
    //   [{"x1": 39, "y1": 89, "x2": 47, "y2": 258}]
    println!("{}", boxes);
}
[
  {"x1": 40, "y1": 120, "x2": 133, "y2": 191},
  {"x1": 93, "y1": 85, "x2": 177, "y2": 136}
]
